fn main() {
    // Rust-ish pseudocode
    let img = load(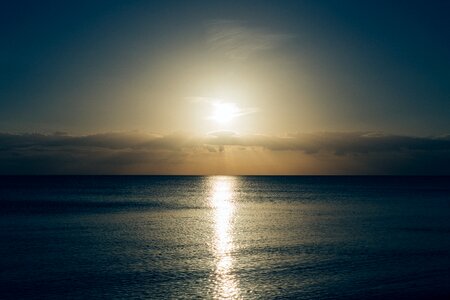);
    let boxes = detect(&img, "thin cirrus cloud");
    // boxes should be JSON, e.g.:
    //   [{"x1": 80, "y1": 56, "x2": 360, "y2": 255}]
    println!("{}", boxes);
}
[
  {"x1": 187, "y1": 96, "x2": 259, "y2": 120},
  {"x1": 206, "y1": 20, "x2": 292, "y2": 61},
  {"x1": 0, "y1": 131, "x2": 449, "y2": 175}
]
